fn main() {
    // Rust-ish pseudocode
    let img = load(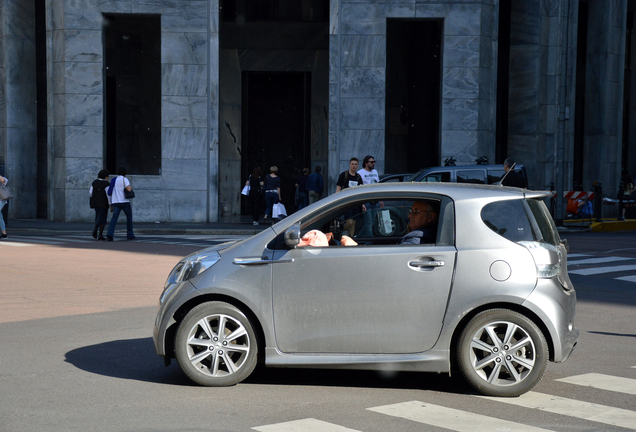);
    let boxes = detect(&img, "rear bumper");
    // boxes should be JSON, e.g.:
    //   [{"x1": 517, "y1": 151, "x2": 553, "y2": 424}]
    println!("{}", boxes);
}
[{"x1": 522, "y1": 278, "x2": 578, "y2": 362}]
